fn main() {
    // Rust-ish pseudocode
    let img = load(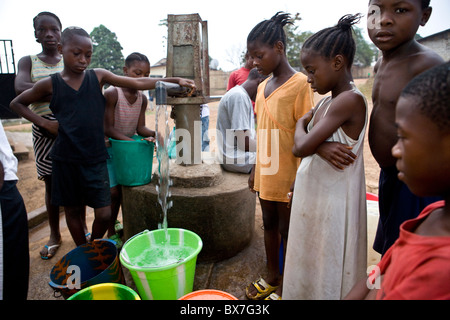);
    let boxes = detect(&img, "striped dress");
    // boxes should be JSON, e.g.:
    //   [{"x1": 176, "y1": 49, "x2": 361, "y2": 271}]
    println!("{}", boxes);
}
[
  {"x1": 29, "y1": 55, "x2": 64, "y2": 179},
  {"x1": 113, "y1": 87, "x2": 143, "y2": 137}
]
